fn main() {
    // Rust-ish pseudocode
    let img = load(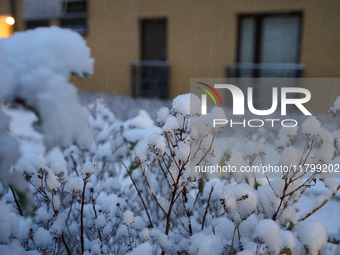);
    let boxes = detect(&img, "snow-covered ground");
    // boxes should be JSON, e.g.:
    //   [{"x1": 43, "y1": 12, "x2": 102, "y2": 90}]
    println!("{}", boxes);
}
[
  {"x1": 3, "y1": 105, "x2": 44, "y2": 166},
  {"x1": 79, "y1": 91, "x2": 172, "y2": 121}
]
